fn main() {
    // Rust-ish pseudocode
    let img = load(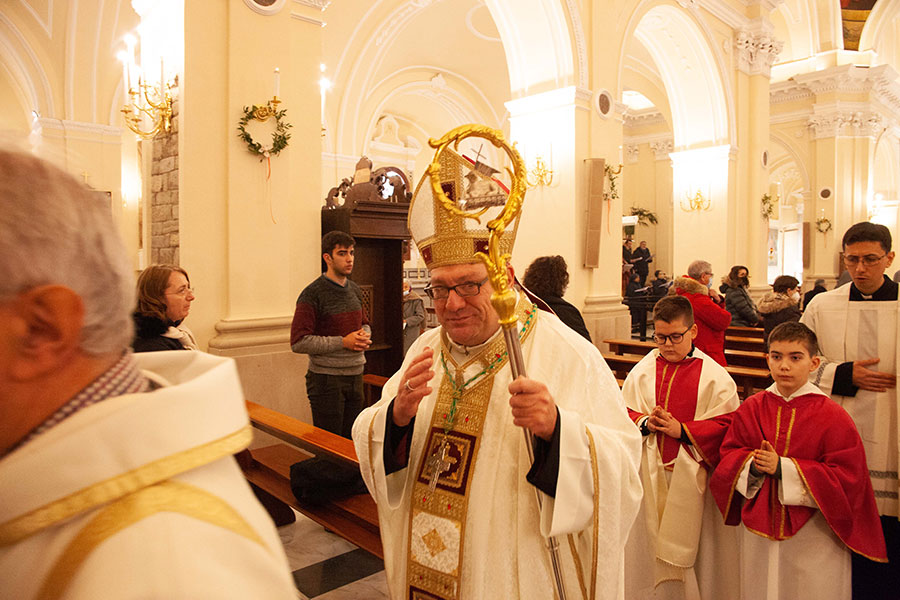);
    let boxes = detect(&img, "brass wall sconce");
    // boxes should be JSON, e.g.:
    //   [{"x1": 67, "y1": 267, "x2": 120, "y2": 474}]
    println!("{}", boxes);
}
[
  {"x1": 680, "y1": 189, "x2": 711, "y2": 212},
  {"x1": 526, "y1": 155, "x2": 554, "y2": 188},
  {"x1": 118, "y1": 37, "x2": 174, "y2": 139},
  {"x1": 121, "y1": 77, "x2": 174, "y2": 139}
]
